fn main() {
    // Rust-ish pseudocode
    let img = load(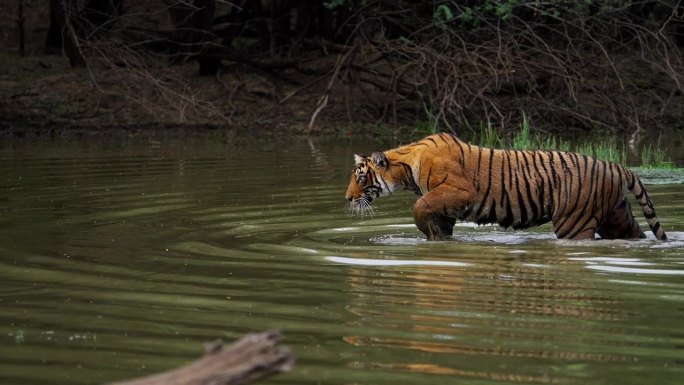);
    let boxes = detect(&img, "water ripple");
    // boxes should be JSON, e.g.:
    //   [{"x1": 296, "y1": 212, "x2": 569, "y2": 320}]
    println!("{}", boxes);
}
[{"x1": 1, "y1": 139, "x2": 683, "y2": 385}]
